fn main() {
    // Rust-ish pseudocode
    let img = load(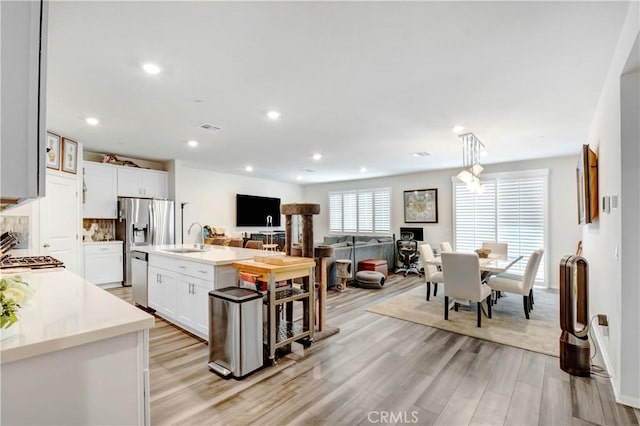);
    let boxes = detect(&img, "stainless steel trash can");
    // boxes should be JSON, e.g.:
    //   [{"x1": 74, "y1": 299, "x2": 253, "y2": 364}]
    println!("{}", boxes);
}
[{"x1": 208, "y1": 287, "x2": 263, "y2": 379}]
